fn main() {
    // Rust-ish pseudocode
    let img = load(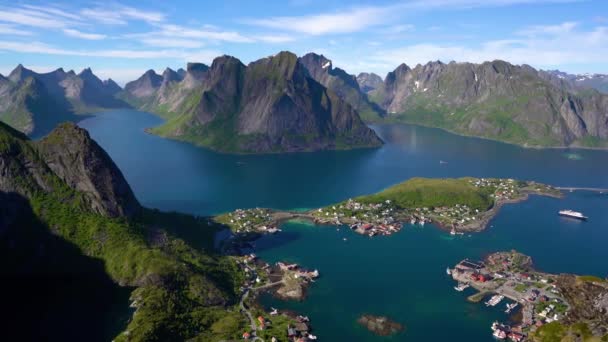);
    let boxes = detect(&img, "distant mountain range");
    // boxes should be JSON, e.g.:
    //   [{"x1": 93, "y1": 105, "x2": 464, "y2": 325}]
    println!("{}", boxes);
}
[
  {"x1": 542, "y1": 70, "x2": 608, "y2": 94},
  {"x1": 1, "y1": 52, "x2": 608, "y2": 150},
  {"x1": 367, "y1": 61, "x2": 608, "y2": 148},
  {"x1": 0, "y1": 65, "x2": 127, "y2": 137}
]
